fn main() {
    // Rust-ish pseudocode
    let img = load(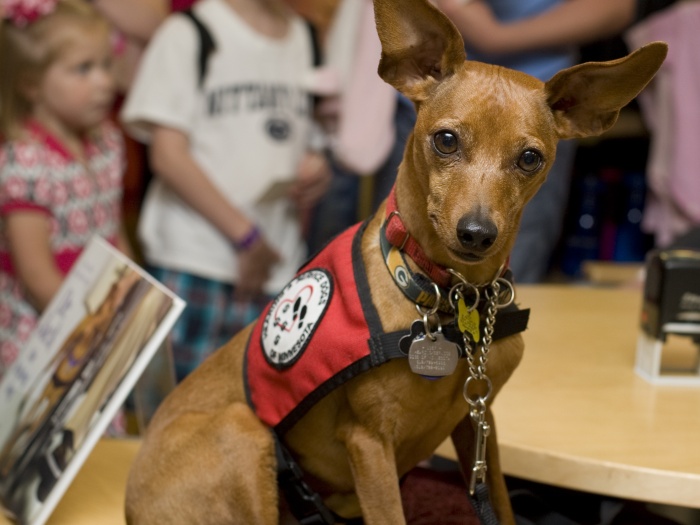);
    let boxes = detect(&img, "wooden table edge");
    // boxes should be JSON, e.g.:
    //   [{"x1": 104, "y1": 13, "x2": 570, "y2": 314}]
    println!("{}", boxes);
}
[{"x1": 435, "y1": 439, "x2": 700, "y2": 509}]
